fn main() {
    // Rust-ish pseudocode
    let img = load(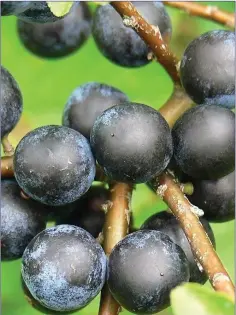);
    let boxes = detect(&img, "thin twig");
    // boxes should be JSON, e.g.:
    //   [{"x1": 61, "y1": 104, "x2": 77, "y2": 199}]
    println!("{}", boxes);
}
[
  {"x1": 164, "y1": 1, "x2": 235, "y2": 29},
  {"x1": 1, "y1": 135, "x2": 15, "y2": 156},
  {"x1": 111, "y1": 1, "x2": 180, "y2": 84},
  {"x1": 99, "y1": 182, "x2": 133, "y2": 315},
  {"x1": 151, "y1": 172, "x2": 235, "y2": 300},
  {"x1": 1, "y1": 156, "x2": 14, "y2": 178}
]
